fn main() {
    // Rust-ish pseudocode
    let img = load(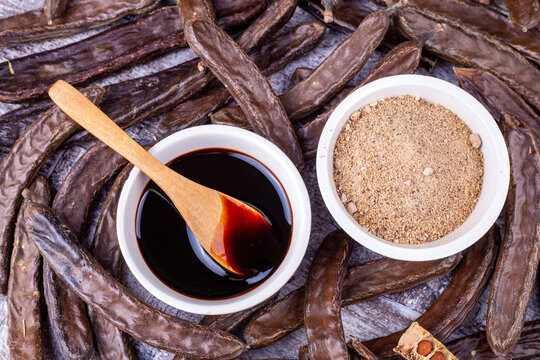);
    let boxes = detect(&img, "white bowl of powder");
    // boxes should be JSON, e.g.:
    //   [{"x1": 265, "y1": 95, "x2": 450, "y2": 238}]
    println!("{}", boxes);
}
[{"x1": 317, "y1": 74, "x2": 509, "y2": 261}]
